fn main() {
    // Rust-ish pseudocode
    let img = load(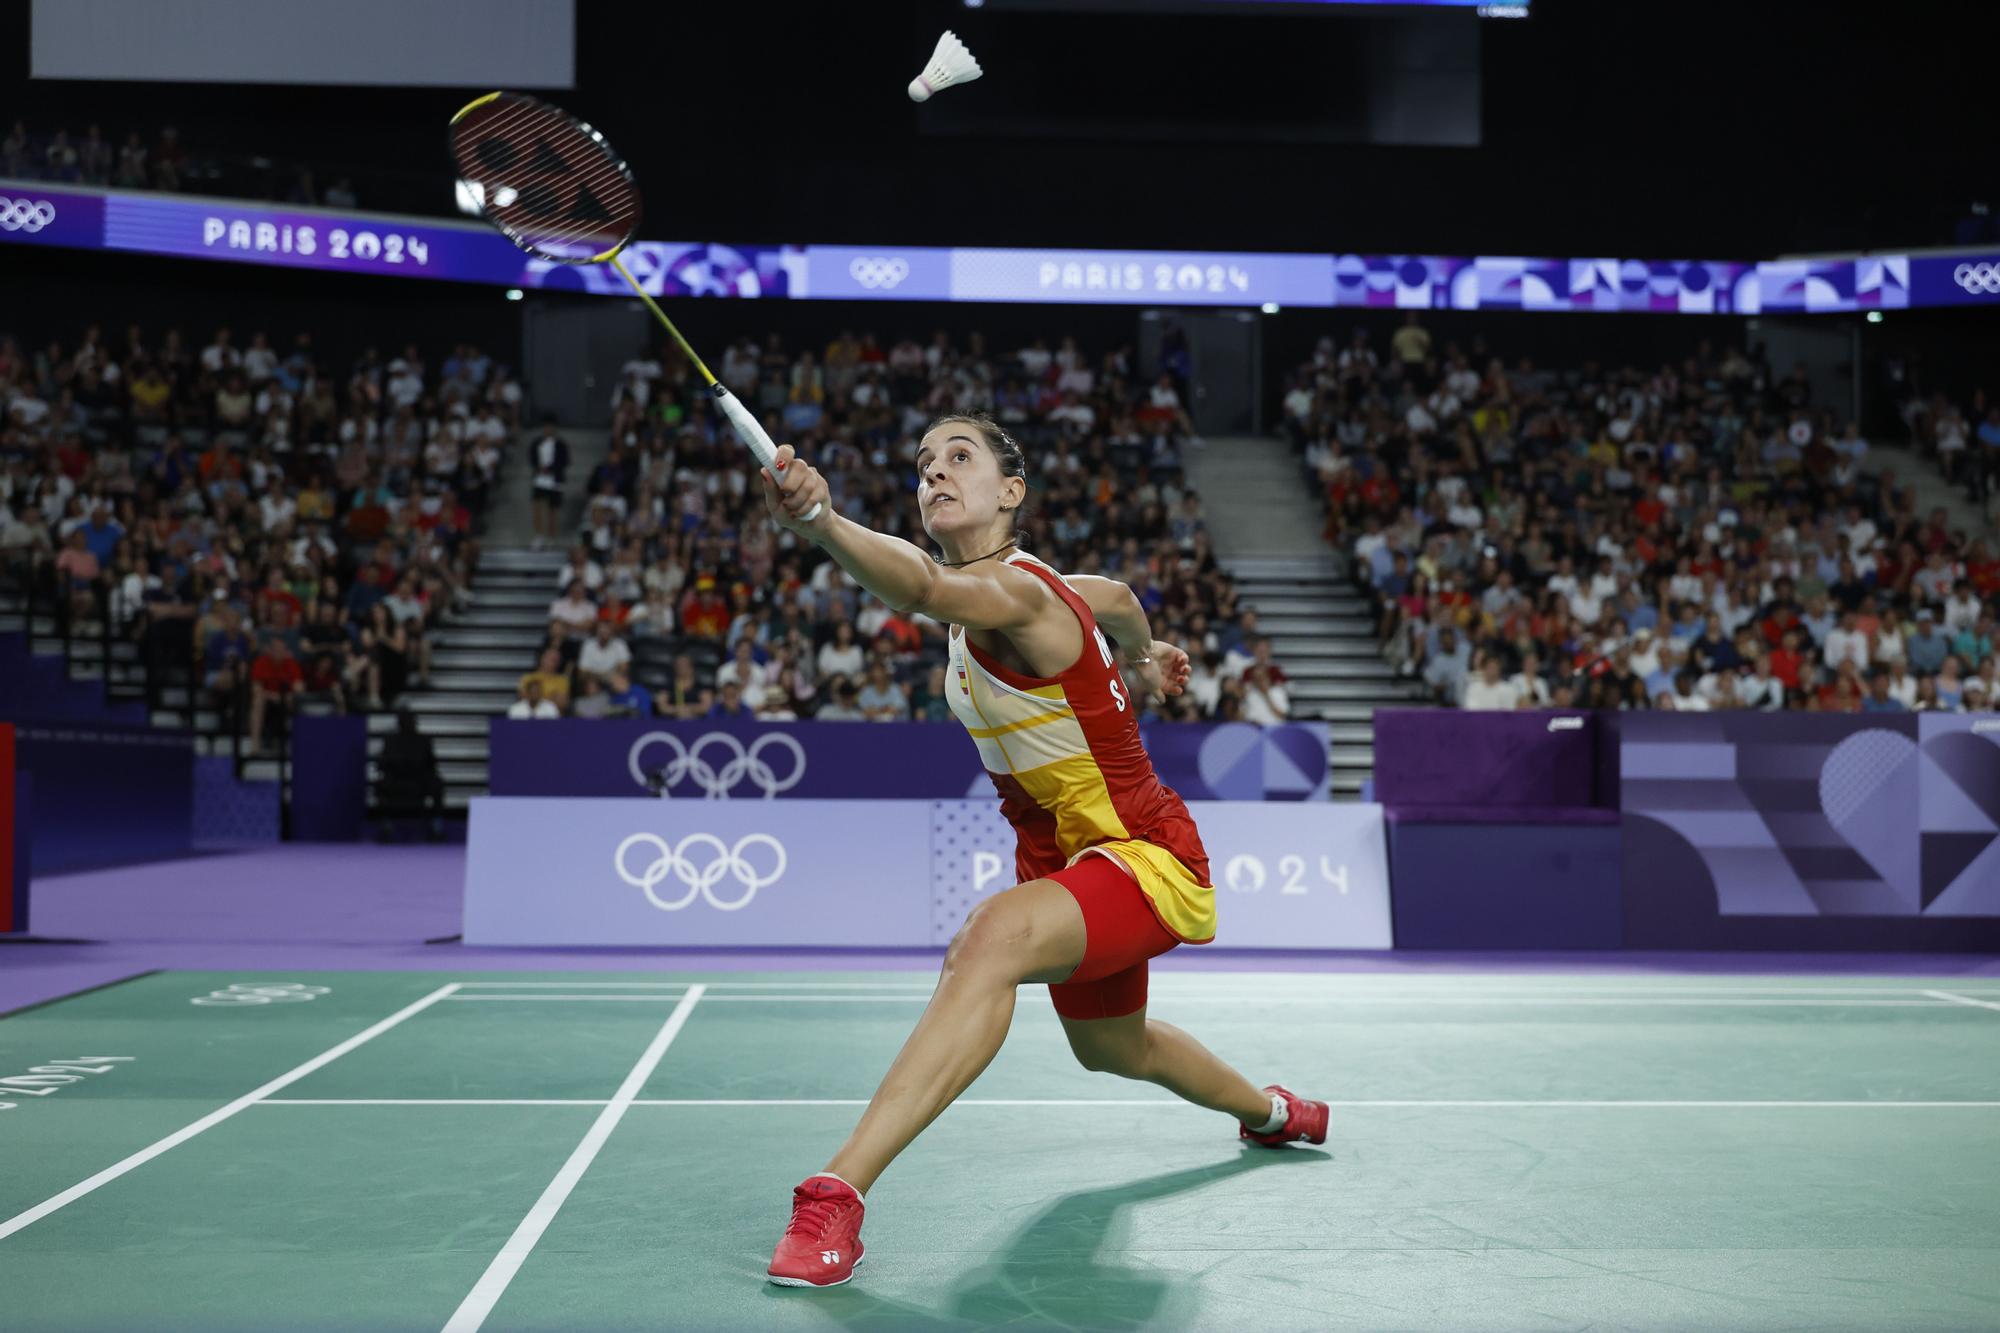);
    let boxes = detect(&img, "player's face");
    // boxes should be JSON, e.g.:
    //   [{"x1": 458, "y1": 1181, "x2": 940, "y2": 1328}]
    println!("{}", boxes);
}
[{"x1": 916, "y1": 429, "x2": 1013, "y2": 541}]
